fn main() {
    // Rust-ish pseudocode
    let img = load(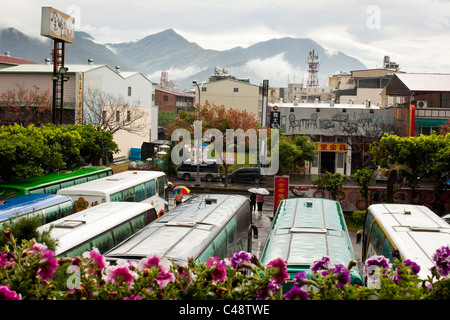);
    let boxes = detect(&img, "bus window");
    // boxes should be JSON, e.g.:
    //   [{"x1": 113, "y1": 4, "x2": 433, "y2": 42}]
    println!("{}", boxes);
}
[
  {"x1": 226, "y1": 218, "x2": 237, "y2": 248},
  {"x1": 135, "y1": 184, "x2": 146, "y2": 202},
  {"x1": 43, "y1": 206, "x2": 61, "y2": 223},
  {"x1": 113, "y1": 222, "x2": 133, "y2": 245},
  {"x1": 145, "y1": 180, "x2": 155, "y2": 197},
  {"x1": 157, "y1": 176, "x2": 165, "y2": 198},
  {"x1": 130, "y1": 214, "x2": 146, "y2": 232},
  {"x1": 197, "y1": 242, "x2": 215, "y2": 263},
  {"x1": 146, "y1": 208, "x2": 158, "y2": 224},
  {"x1": 92, "y1": 232, "x2": 115, "y2": 253},
  {"x1": 75, "y1": 178, "x2": 88, "y2": 185},
  {"x1": 87, "y1": 175, "x2": 98, "y2": 182},
  {"x1": 64, "y1": 242, "x2": 92, "y2": 257},
  {"x1": 122, "y1": 188, "x2": 135, "y2": 202},
  {"x1": 214, "y1": 228, "x2": 227, "y2": 258},
  {"x1": 29, "y1": 188, "x2": 45, "y2": 194},
  {"x1": 368, "y1": 221, "x2": 395, "y2": 261},
  {"x1": 44, "y1": 184, "x2": 61, "y2": 194},
  {"x1": 59, "y1": 201, "x2": 75, "y2": 218},
  {"x1": 110, "y1": 192, "x2": 123, "y2": 202},
  {"x1": 60, "y1": 181, "x2": 75, "y2": 189}
]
